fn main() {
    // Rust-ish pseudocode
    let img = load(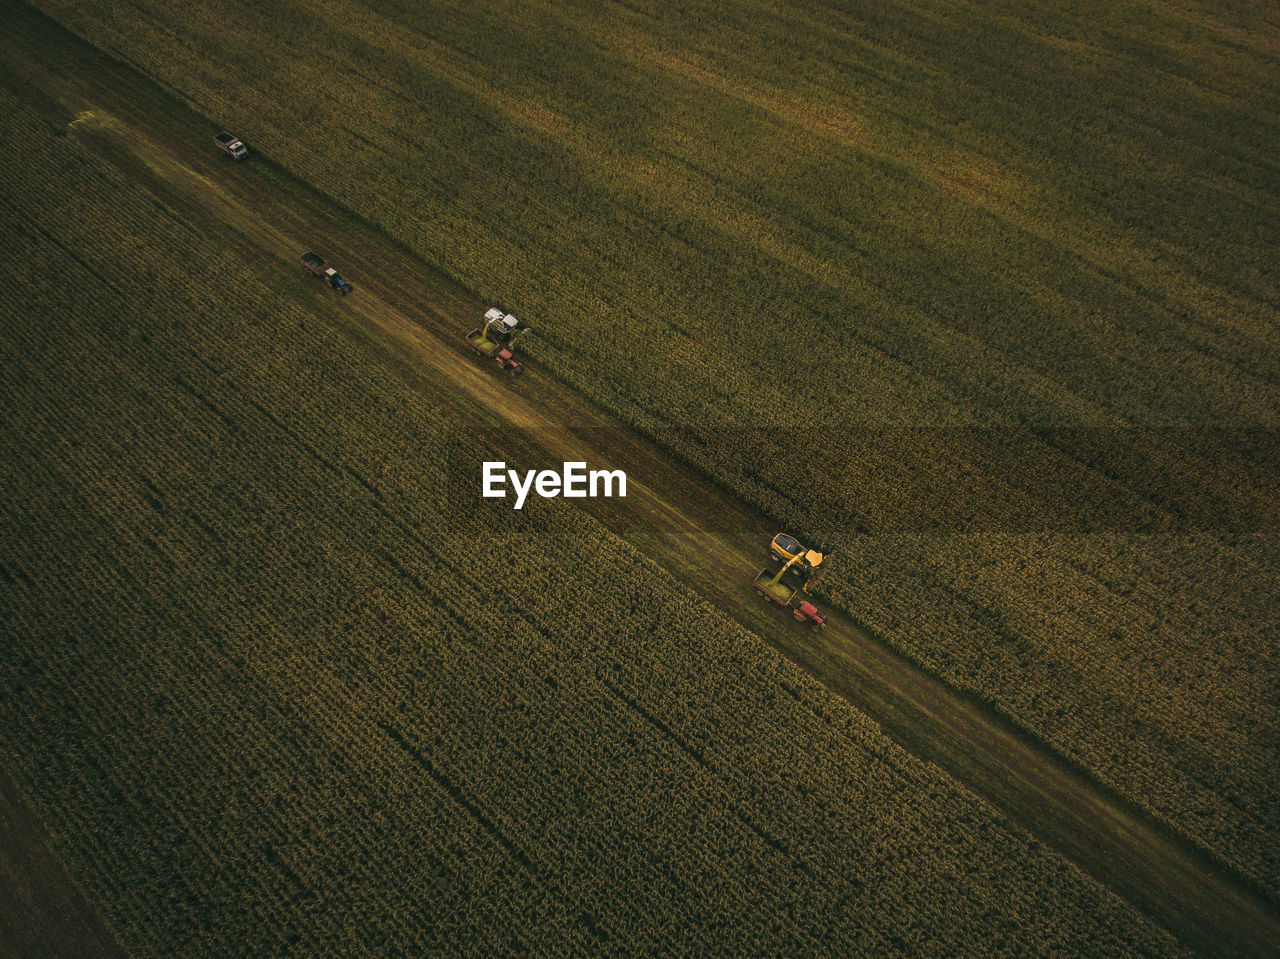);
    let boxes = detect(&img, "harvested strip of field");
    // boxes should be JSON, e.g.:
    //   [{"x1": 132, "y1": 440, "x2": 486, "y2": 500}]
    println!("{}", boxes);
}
[
  {"x1": 0, "y1": 83, "x2": 1192, "y2": 957},
  {"x1": 31, "y1": 0, "x2": 1279, "y2": 896}
]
